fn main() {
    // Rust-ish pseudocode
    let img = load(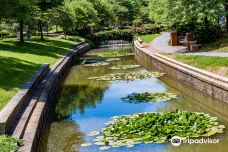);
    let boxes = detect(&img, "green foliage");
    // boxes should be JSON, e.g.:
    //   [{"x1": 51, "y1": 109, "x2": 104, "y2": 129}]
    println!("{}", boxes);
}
[
  {"x1": 85, "y1": 110, "x2": 225, "y2": 149},
  {"x1": 0, "y1": 135, "x2": 23, "y2": 152},
  {"x1": 48, "y1": 6, "x2": 73, "y2": 38},
  {"x1": 149, "y1": 0, "x2": 224, "y2": 43},
  {"x1": 88, "y1": 72, "x2": 164, "y2": 81},
  {"x1": 88, "y1": 0, "x2": 116, "y2": 26},
  {"x1": 66, "y1": 0, "x2": 99, "y2": 29},
  {"x1": 93, "y1": 29, "x2": 134, "y2": 42},
  {"x1": 122, "y1": 92, "x2": 177, "y2": 103},
  {"x1": 0, "y1": 29, "x2": 10, "y2": 37},
  {"x1": 134, "y1": 24, "x2": 160, "y2": 35}
]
